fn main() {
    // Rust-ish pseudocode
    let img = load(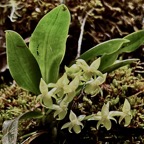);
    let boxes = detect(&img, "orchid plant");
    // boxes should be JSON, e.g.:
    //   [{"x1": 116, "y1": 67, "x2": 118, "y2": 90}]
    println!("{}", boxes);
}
[
  {"x1": 61, "y1": 110, "x2": 85, "y2": 134},
  {"x1": 2, "y1": 4, "x2": 144, "y2": 144}
]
